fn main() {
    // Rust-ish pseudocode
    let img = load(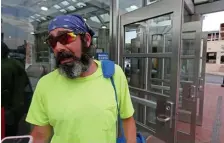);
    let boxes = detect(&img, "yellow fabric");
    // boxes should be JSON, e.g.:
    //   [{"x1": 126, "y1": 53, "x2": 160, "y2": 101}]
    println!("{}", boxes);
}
[{"x1": 26, "y1": 60, "x2": 134, "y2": 143}]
